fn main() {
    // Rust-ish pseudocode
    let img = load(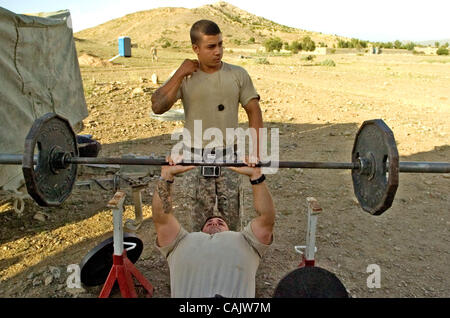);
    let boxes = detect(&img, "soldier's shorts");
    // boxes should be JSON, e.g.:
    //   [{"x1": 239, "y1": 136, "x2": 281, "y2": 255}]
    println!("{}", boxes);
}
[{"x1": 180, "y1": 167, "x2": 242, "y2": 232}]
